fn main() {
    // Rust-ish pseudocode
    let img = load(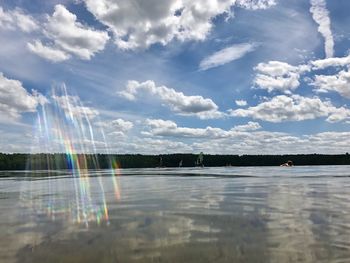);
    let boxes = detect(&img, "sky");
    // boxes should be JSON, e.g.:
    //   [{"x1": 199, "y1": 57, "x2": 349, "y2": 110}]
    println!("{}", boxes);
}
[{"x1": 0, "y1": 0, "x2": 350, "y2": 154}]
